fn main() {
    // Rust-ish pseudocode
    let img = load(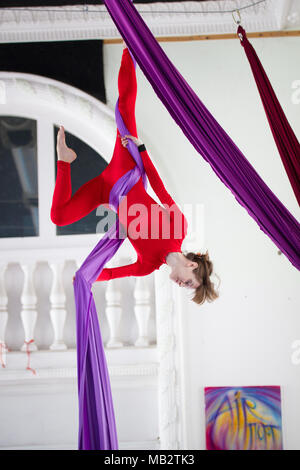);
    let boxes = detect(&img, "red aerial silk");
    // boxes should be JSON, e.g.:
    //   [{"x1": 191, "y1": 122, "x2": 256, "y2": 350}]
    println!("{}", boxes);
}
[{"x1": 238, "y1": 25, "x2": 300, "y2": 206}]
